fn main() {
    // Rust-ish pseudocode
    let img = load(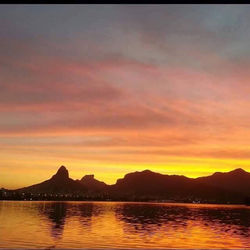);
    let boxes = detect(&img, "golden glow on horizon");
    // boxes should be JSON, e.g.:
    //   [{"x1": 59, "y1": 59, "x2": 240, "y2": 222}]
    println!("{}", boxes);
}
[
  {"x1": 1, "y1": 149, "x2": 250, "y2": 189},
  {"x1": 1, "y1": 129, "x2": 250, "y2": 189}
]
